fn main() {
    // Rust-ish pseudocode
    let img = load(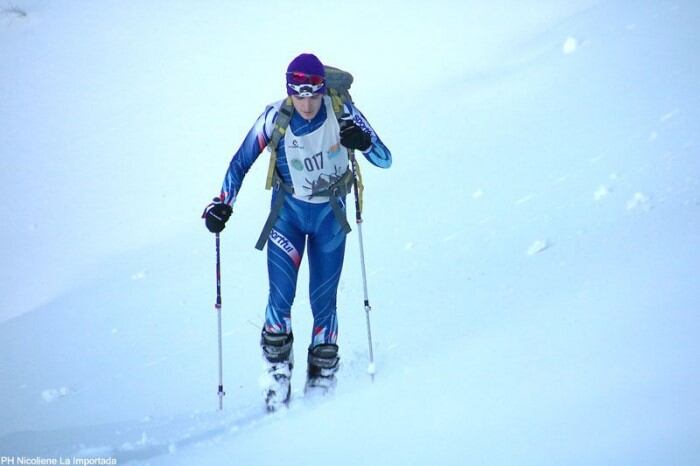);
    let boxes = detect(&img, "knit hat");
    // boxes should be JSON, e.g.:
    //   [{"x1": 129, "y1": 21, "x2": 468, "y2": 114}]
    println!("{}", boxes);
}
[{"x1": 286, "y1": 53, "x2": 326, "y2": 96}]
